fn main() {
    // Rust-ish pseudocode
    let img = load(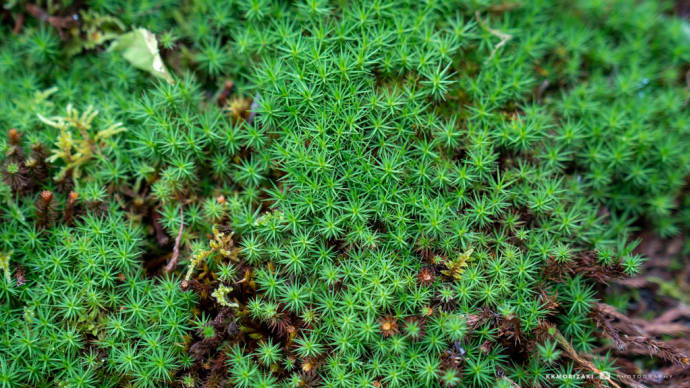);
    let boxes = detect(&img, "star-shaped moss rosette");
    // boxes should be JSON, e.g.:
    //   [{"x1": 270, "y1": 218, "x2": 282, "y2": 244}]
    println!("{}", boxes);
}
[{"x1": 0, "y1": 0, "x2": 688, "y2": 387}]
